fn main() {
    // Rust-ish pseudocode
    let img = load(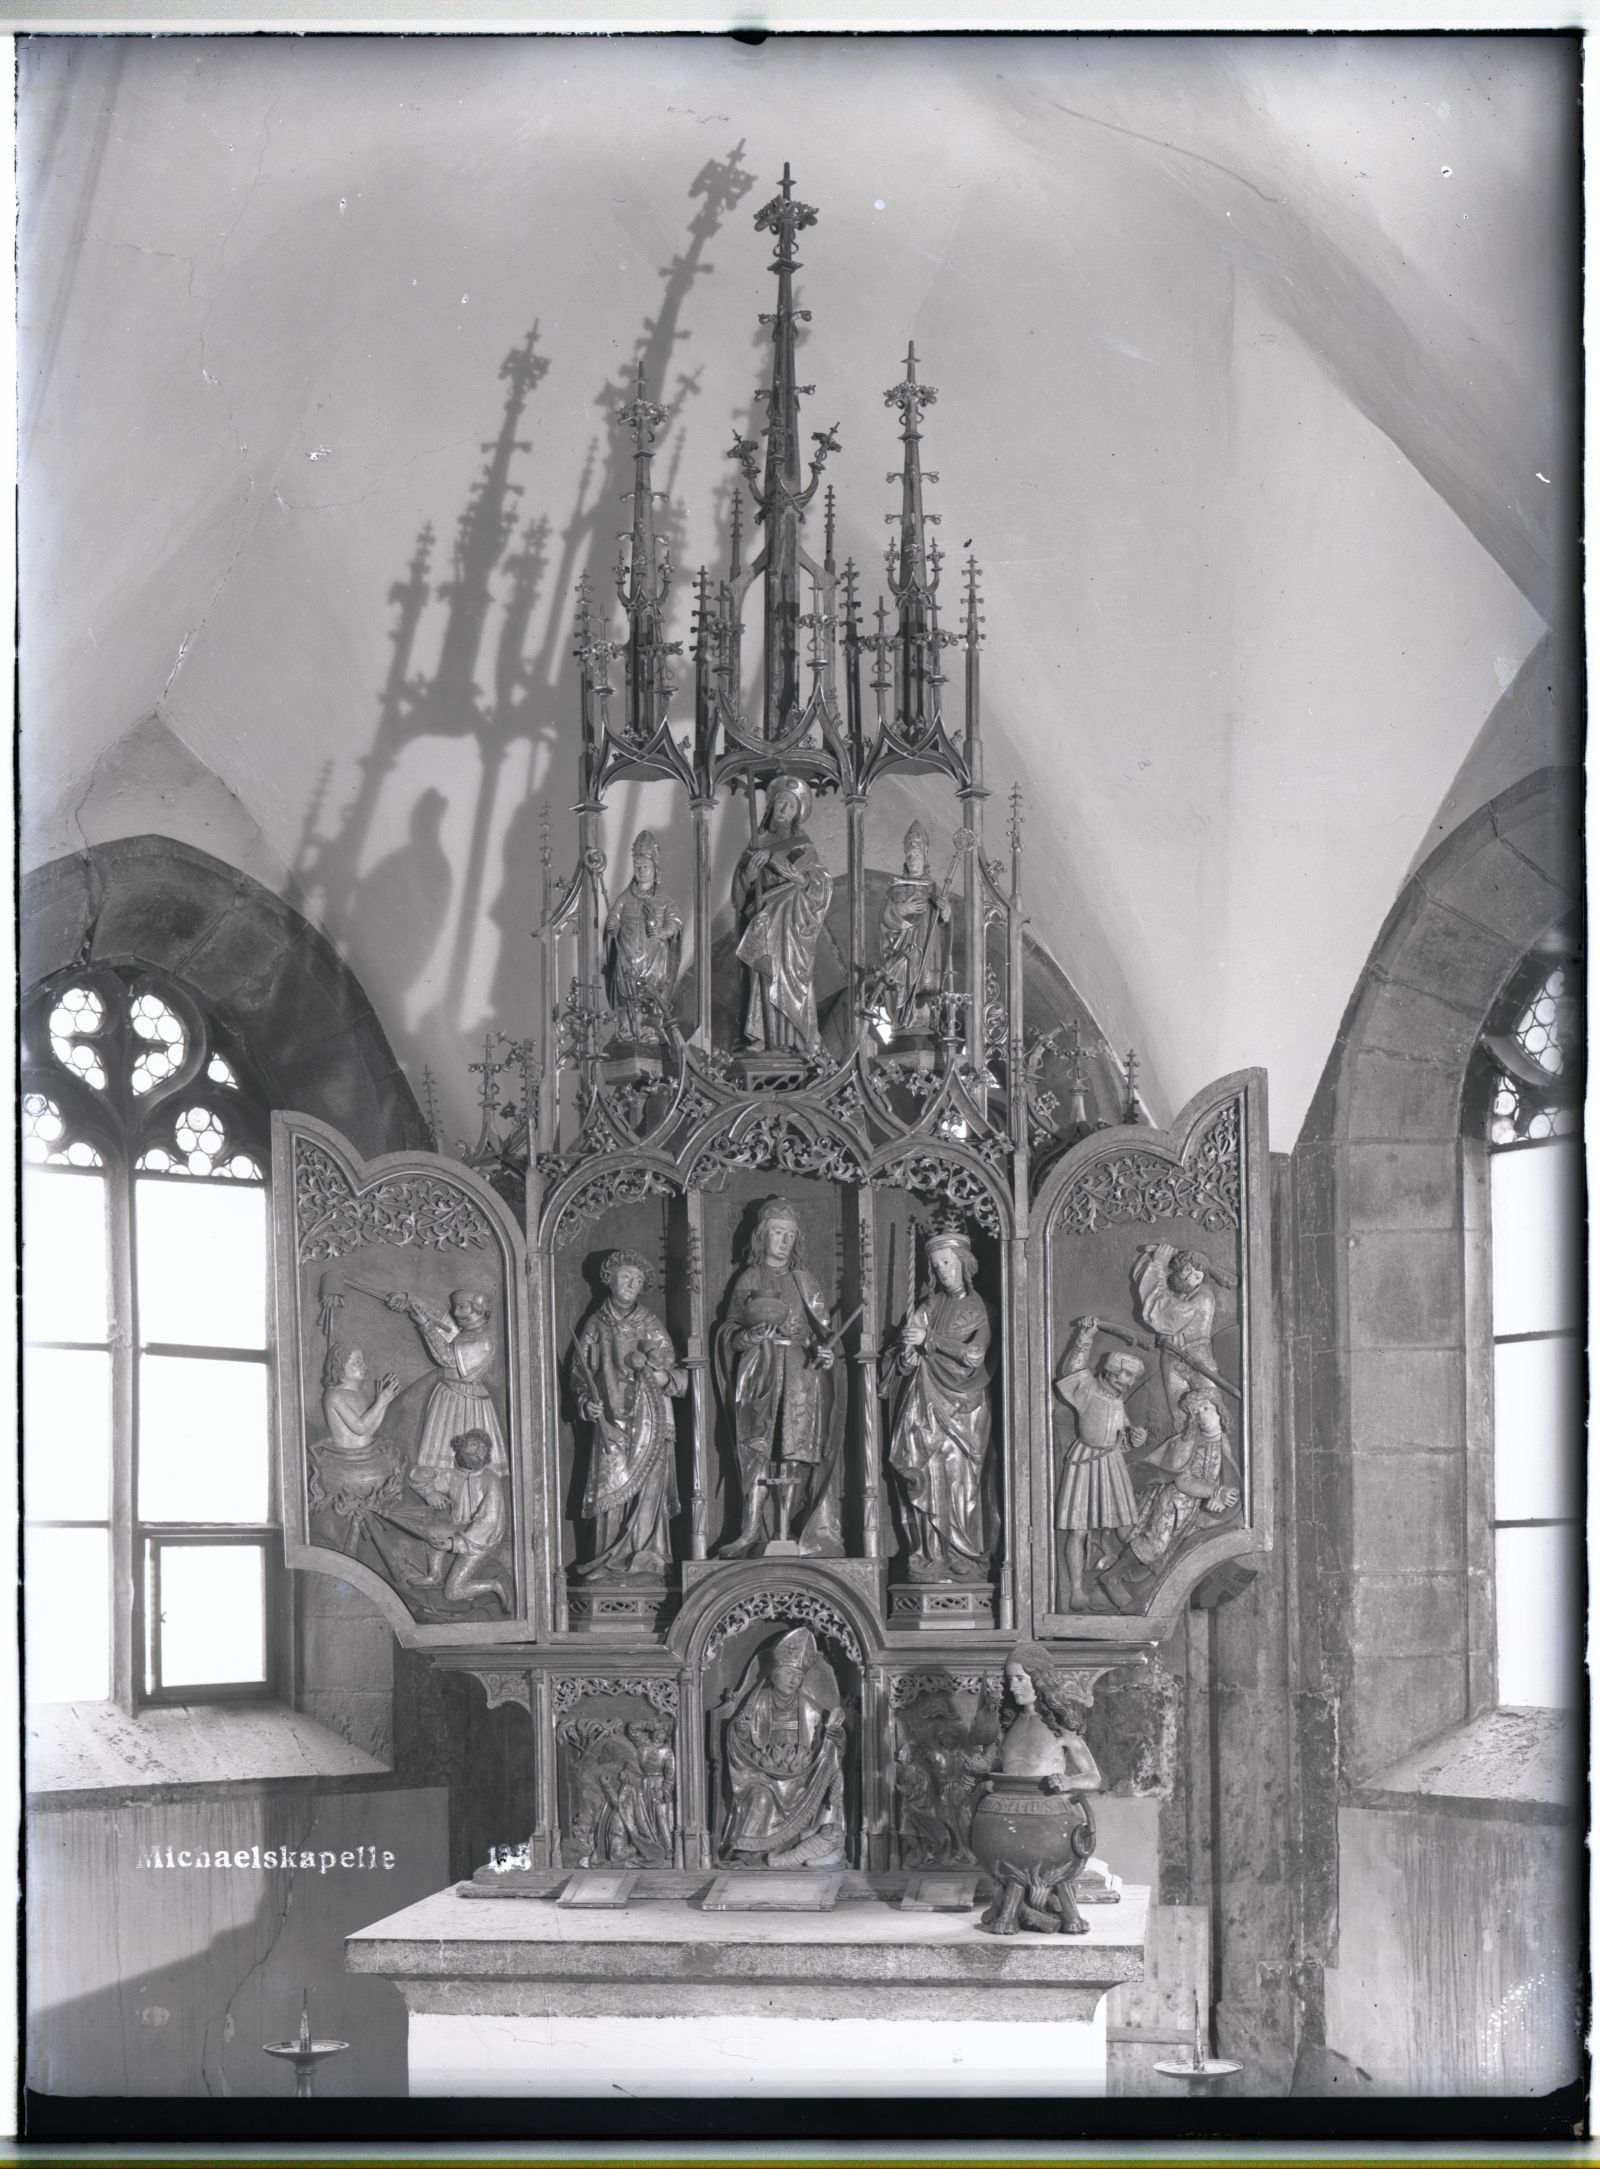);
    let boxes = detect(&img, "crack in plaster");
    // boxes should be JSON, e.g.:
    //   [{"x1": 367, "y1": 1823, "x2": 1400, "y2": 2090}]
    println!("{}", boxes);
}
[
  {"x1": 1484, "y1": 801, "x2": 1577, "y2": 903},
  {"x1": 66, "y1": 737, "x2": 125, "y2": 867},
  {"x1": 209, "y1": 1798, "x2": 315, "y2": 2097},
  {"x1": 1040, "y1": 97, "x2": 1284, "y2": 208}
]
